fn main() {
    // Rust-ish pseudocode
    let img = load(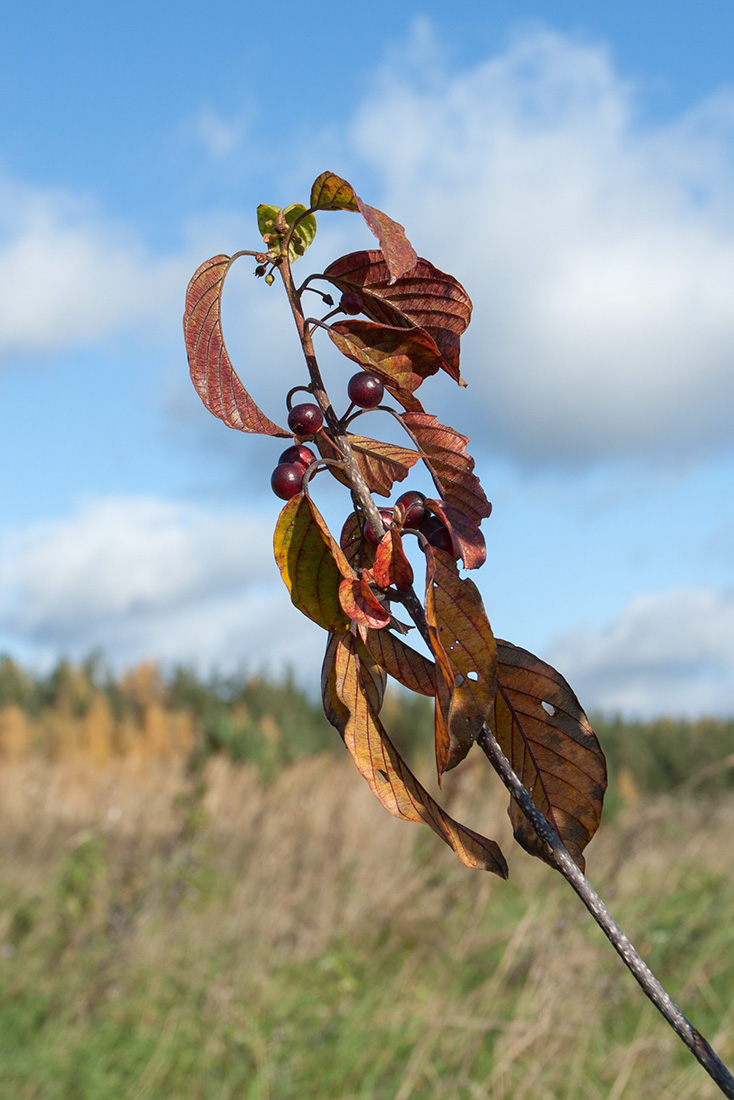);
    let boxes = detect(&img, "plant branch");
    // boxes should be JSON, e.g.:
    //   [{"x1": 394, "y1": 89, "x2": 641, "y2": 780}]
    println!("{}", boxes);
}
[{"x1": 476, "y1": 724, "x2": 734, "y2": 1098}]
